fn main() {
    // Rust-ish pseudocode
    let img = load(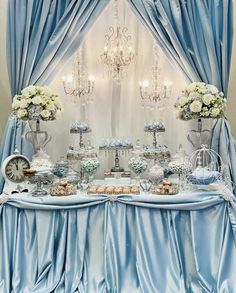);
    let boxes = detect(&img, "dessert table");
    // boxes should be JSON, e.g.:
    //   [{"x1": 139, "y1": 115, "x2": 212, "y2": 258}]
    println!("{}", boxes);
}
[{"x1": 0, "y1": 191, "x2": 236, "y2": 293}]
